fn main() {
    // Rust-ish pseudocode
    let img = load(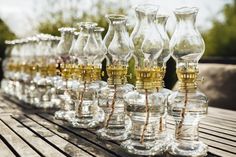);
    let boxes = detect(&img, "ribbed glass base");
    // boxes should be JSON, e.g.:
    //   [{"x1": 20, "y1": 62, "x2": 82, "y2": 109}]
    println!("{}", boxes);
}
[
  {"x1": 121, "y1": 139, "x2": 165, "y2": 156},
  {"x1": 167, "y1": 141, "x2": 208, "y2": 157},
  {"x1": 96, "y1": 127, "x2": 128, "y2": 141}
]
